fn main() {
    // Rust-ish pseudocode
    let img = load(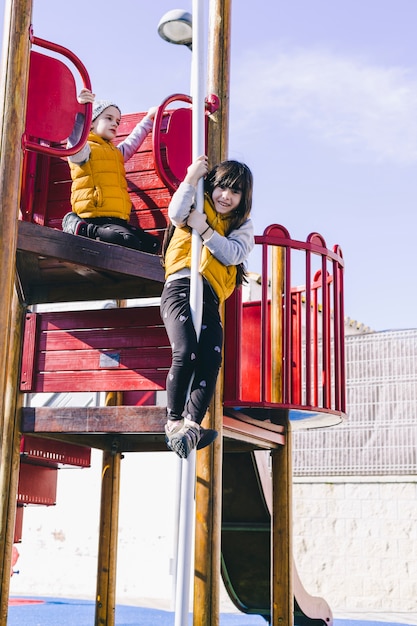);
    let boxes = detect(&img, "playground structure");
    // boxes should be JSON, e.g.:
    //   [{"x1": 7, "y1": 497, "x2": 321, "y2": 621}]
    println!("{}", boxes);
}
[{"x1": 0, "y1": 2, "x2": 346, "y2": 625}]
